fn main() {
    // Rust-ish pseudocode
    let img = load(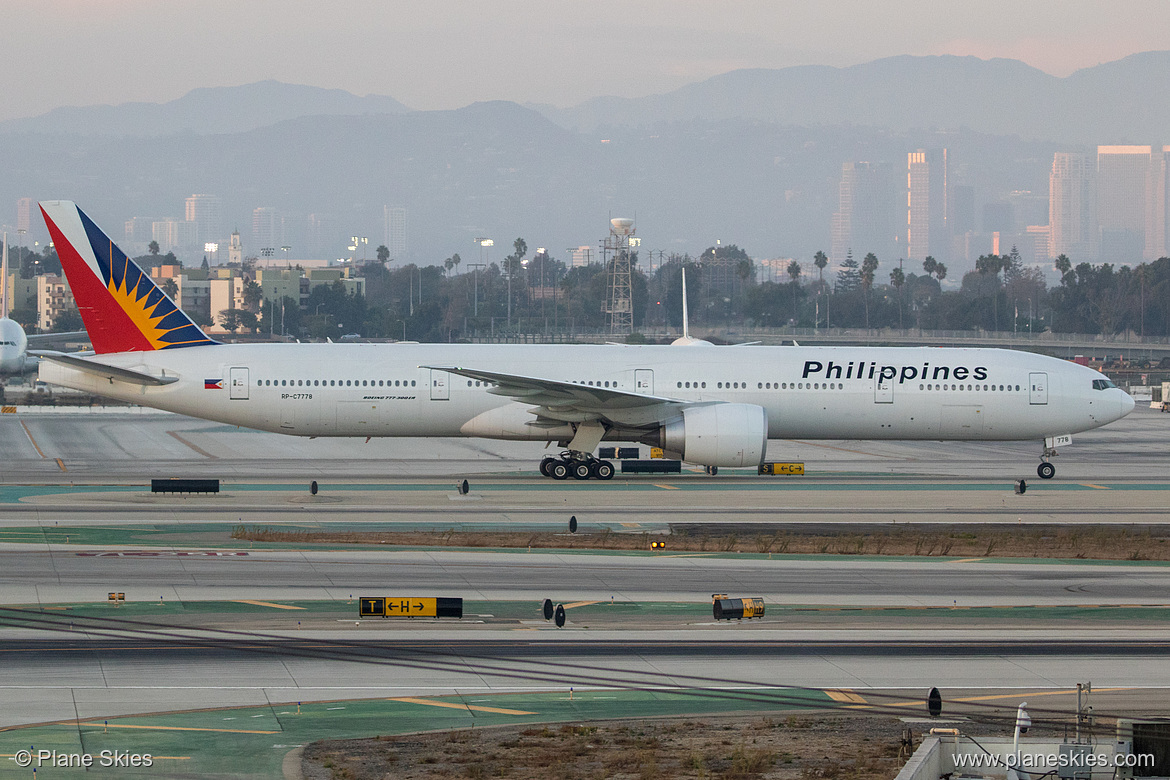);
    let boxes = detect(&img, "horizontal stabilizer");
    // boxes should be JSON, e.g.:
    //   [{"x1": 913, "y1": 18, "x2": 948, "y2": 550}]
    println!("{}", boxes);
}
[{"x1": 32, "y1": 351, "x2": 178, "y2": 386}]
